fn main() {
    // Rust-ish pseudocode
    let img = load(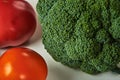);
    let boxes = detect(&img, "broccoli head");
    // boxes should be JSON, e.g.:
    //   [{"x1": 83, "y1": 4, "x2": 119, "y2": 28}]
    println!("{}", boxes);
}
[{"x1": 37, "y1": 0, "x2": 120, "y2": 74}]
